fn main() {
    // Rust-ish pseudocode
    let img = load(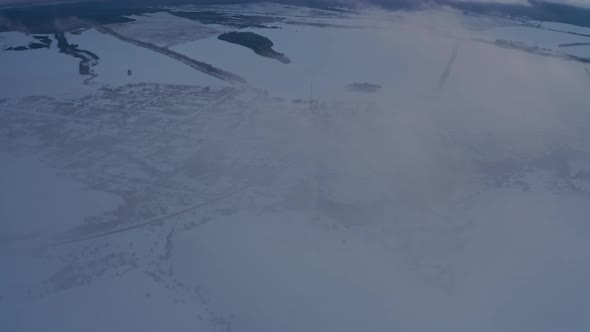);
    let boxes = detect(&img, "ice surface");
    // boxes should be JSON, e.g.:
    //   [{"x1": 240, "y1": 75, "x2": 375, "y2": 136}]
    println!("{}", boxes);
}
[{"x1": 0, "y1": 32, "x2": 93, "y2": 98}]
